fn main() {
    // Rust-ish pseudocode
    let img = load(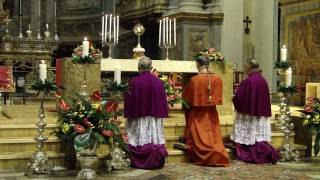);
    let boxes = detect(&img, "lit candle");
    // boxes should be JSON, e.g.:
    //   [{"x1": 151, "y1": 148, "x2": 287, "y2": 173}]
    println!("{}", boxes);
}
[
  {"x1": 281, "y1": 45, "x2": 287, "y2": 62},
  {"x1": 116, "y1": 16, "x2": 119, "y2": 43},
  {"x1": 162, "y1": 18, "x2": 165, "y2": 45},
  {"x1": 82, "y1": 37, "x2": 89, "y2": 57},
  {"x1": 169, "y1": 19, "x2": 172, "y2": 45},
  {"x1": 39, "y1": 60, "x2": 47, "y2": 83},
  {"x1": 114, "y1": 63, "x2": 121, "y2": 85},
  {"x1": 28, "y1": 24, "x2": 31, "y2": 30},
  {"x1": 174, "y1": 19, "x2": 176, "y2": 45},
  {"x1": 285, "y1": 67, "x2": 292, "y2": 87},
  {"x1": 166, "y1": 17, "x2": 169, "y2": 44},
  {"x1": 102, "y1": 14, "x2": 105, "y2": 44},
  {"x1": 105, "y1": 14, "x2": 108, "y2": 42},
  {"x1": 46, "y1": 24, "x2": 49, "y2": 30},
  {"x1": 113, "y1": 16, "x2": 116, "y2": 42},
  {"x1": 159, "y1": 20, "x2": 162, "y2": 46},
  {"x1": 109, "y1": 14, "x2": 112, "y2": 42}
]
